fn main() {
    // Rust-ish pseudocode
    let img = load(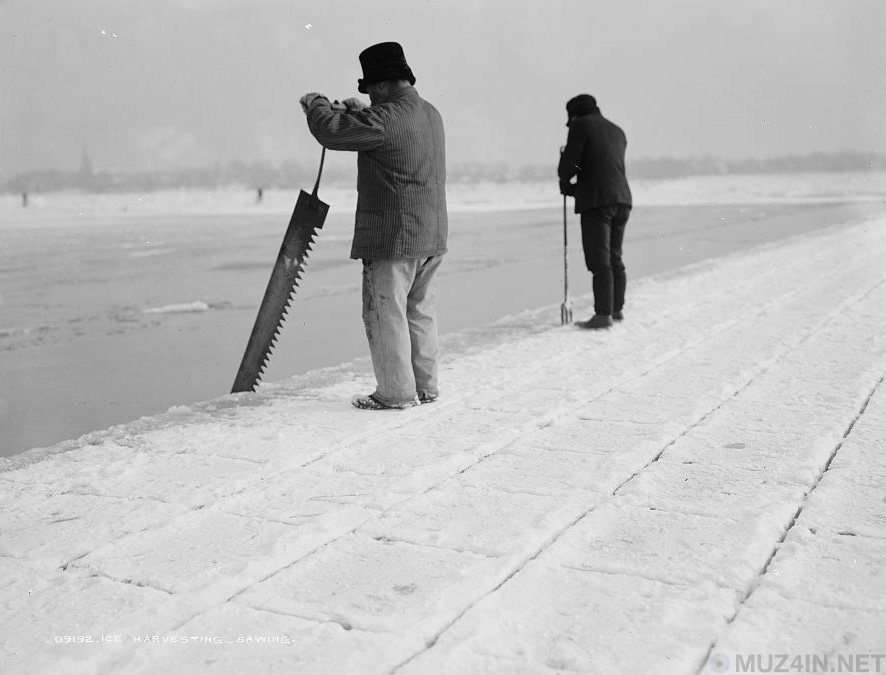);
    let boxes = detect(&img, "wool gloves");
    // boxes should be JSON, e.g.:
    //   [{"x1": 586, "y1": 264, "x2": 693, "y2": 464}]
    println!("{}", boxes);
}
[
  {"x1": 300, "y1": 93, "x2": 369, "y2": 114},
  {"x1": 341, "y1": 97, "x2": 368, "y2": 112},
  {"x1": 299, "y1": 93, "x2": 328, "y2": 113}
]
